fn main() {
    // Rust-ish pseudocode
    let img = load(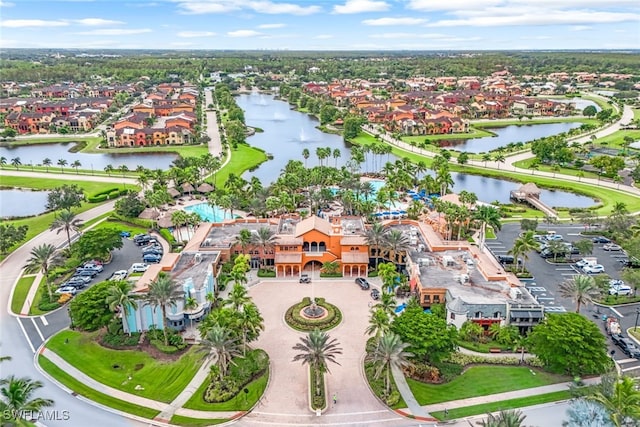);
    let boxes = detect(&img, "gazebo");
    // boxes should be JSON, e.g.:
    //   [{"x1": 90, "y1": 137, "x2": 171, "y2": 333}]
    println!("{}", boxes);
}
[
  {"x1": 157, "y1": 216, "x2": 174, "y2": 228},
  {"x1": 510, "y1": 183, "x2": 541, "y2": 202},
  {"x1": 181, "y1": 182, "x2": 195, "y2": 195},
  {"x1": 197, "y1": 183, "x2": 214, "y2": 193},
  {"x1": 167, "y1": 188, "x2": 181, "y2": 198},
  {"x1": 138, "y1": 207, "x2": 160, "y2": 220}
]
